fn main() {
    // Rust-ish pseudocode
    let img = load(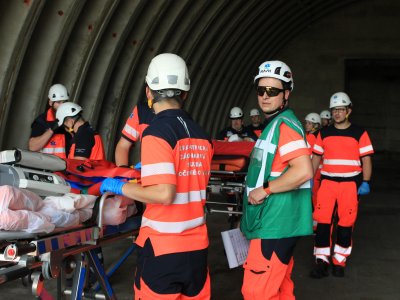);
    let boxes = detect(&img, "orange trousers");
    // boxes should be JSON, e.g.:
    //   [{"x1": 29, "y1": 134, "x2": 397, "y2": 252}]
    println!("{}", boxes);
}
[
  {"x1": 313, "y1": 179, "x2": 358, "y2": 266},
  {"x1": 242, "y1": 238, "x2": 297, "y2": 300}
]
